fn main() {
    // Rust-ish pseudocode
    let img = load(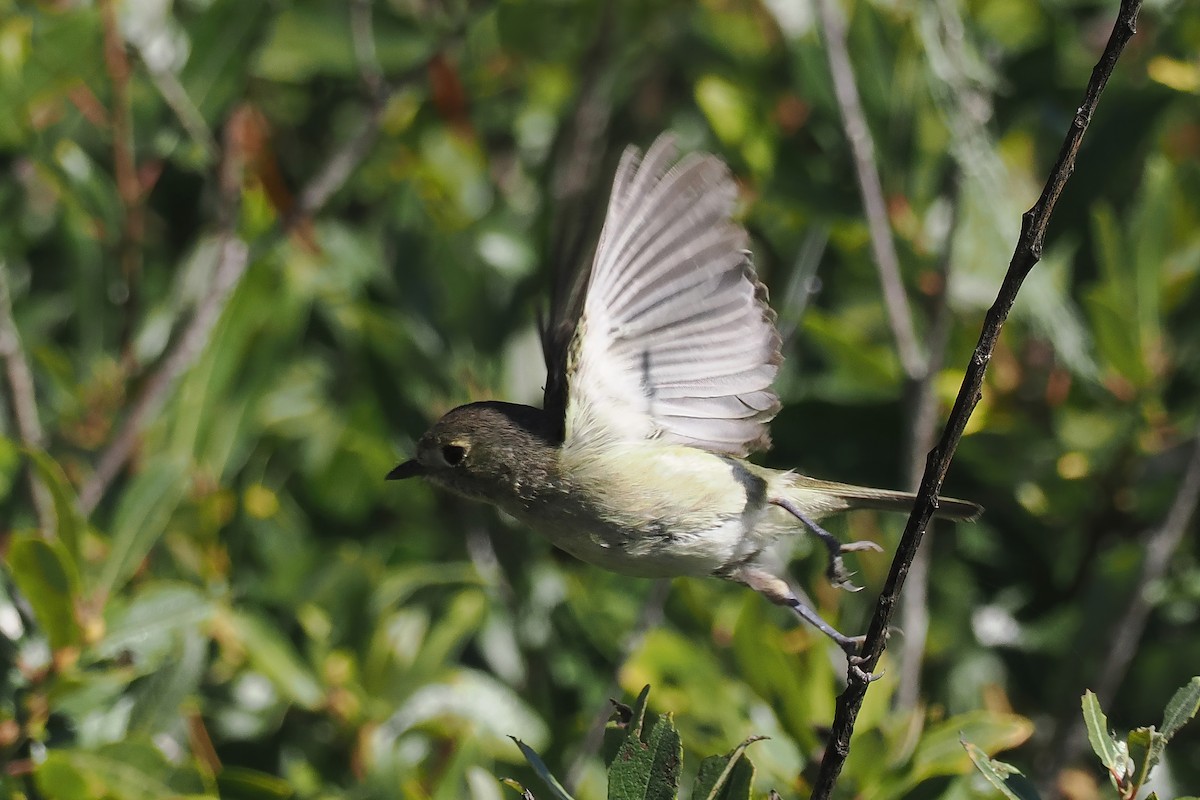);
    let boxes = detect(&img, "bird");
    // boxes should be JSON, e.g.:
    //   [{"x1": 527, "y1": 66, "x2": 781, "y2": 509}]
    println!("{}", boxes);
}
[{"x1": 388, "y1": 133, "x2": 981, "y2": 653}]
